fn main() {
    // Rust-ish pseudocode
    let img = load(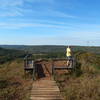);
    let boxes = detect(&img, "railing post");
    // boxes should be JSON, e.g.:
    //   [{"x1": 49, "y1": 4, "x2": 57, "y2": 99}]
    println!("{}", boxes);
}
[
  {"x1": 52, "y1": 60, "x2": 54, "y2": 75},
  {"x1": 32, "y1": 61, "x2": 35, "y2": 80}
]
